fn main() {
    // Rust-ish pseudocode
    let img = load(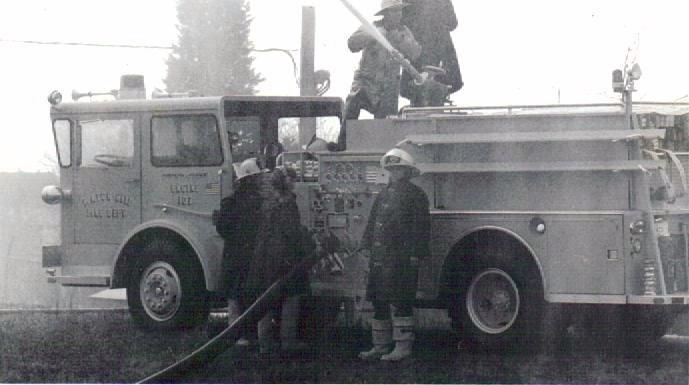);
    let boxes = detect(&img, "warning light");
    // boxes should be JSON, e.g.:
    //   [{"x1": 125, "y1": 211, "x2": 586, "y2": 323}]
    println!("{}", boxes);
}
[{"x1": 612, "y1": 70, "x2": 624, "y2": 93}]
